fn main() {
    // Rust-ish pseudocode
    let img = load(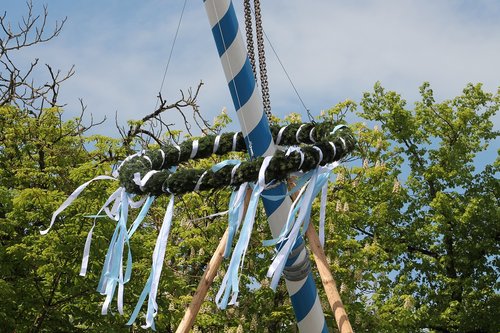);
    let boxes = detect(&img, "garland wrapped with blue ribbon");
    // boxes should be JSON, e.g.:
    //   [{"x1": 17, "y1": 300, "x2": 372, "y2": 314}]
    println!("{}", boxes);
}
[{"x1": 41, "y1": 121, "x2": 355, "y2": 329}]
